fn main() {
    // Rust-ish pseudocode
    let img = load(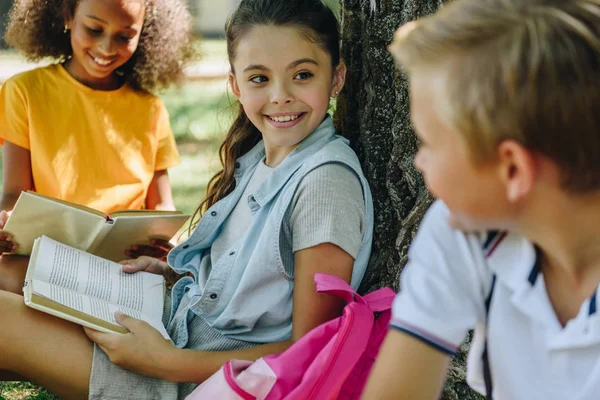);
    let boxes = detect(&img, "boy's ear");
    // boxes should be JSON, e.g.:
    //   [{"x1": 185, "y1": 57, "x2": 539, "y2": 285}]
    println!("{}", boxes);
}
[
  {"x1": 496, "y1": 140, "x2": 536, "y2": 203},
  {"x1": 229, "y1": 72, "x2": 242, "y2": 101},
  {"x1": 331, "y1": 62, "x2": 347, "y2": 98}
]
